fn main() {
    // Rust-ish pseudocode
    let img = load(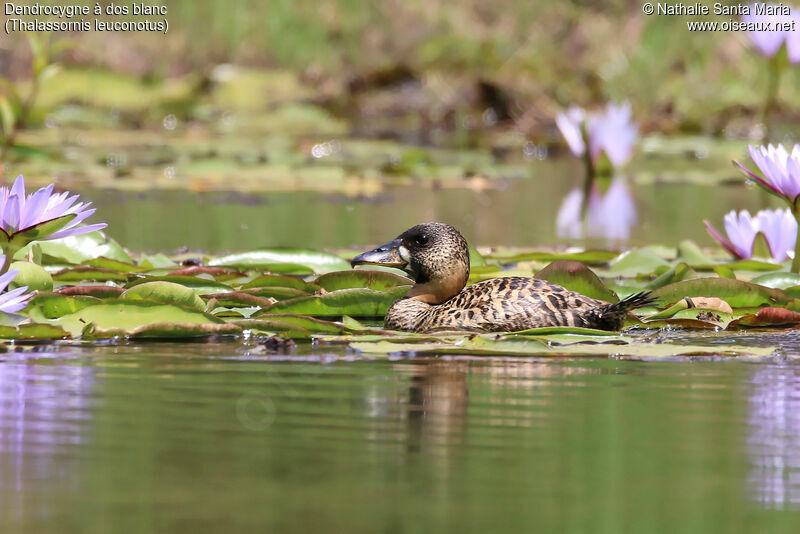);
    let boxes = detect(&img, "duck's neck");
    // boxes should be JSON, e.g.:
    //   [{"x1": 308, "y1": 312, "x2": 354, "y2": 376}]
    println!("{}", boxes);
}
[{"x1": 406, "y1": 262, "x2": 469, "y2": 304}]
